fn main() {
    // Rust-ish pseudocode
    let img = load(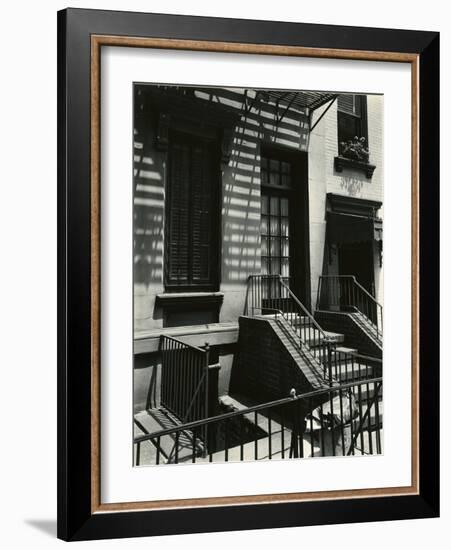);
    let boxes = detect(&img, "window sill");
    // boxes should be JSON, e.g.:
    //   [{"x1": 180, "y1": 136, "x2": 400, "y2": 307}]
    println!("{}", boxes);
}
[
  {"x1": 334, "y1": 156, "x2": 376, "y2": 179},
  {"x1": 155, "y1": 292, "x2": 224, "y2": 310}
]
